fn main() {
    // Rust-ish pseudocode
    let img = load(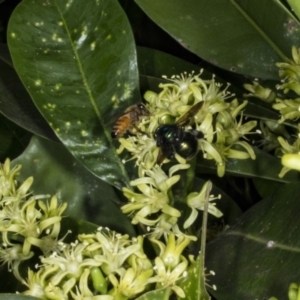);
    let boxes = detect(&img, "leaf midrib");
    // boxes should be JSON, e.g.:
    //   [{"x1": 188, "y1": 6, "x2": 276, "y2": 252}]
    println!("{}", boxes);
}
[
  {"x1": 230, "y1": 0, "x2": 289, "y2": 62},
  {"x1": 55, "y1": 0, "x2": 130, "y2": 187}
]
